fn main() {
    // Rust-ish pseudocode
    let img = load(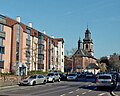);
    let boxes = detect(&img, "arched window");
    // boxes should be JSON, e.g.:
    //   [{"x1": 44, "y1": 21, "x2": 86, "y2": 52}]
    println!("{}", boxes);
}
[{"x1": 86, "y1": 44, "x2": 88, "y2": 49}]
